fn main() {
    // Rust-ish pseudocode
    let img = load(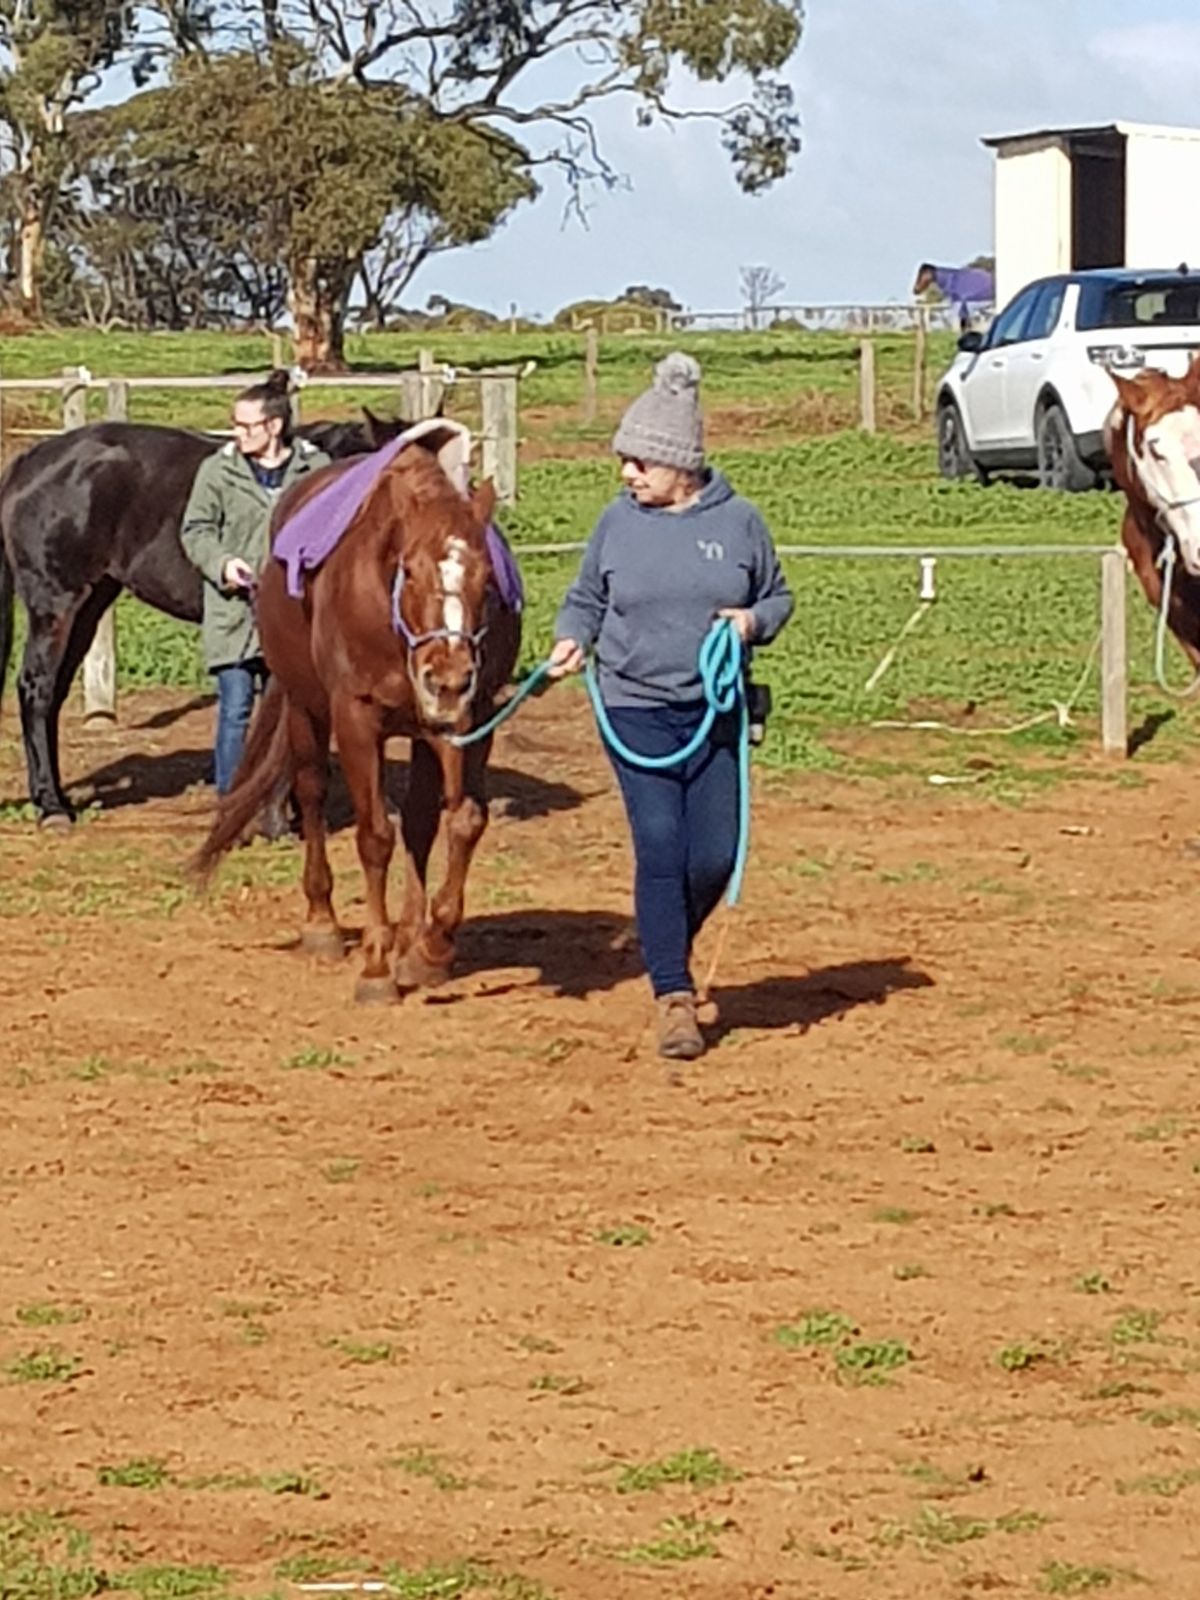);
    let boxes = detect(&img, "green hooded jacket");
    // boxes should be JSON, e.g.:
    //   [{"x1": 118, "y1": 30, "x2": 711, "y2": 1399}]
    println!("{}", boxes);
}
[{"x1": 181, "y1": 437, "x2": 330, "y2": 670}]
